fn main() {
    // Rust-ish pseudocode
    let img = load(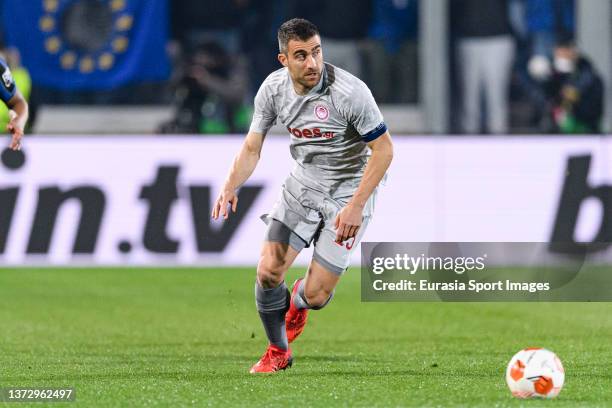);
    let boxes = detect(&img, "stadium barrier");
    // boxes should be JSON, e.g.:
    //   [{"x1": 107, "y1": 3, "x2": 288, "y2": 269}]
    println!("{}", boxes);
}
[
  {"x1": 33, "y1": 105, "x2": 424, "y2": 134},
  {"x1": 0, "y1": 135, "x2": 610, "y2": 266}
]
